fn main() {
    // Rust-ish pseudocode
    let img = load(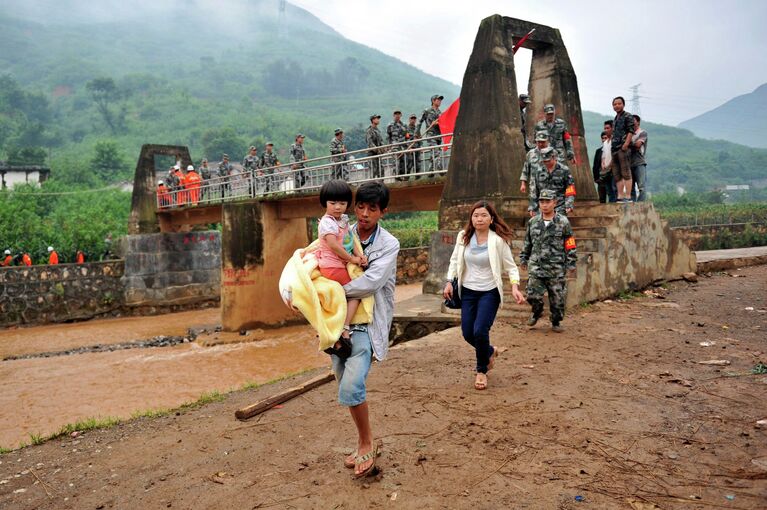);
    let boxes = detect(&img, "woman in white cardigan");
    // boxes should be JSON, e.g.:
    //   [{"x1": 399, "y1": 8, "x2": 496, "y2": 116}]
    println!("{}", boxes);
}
[{"x1": 443, "y1": 201, "x2": 526, "y2": 390}]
